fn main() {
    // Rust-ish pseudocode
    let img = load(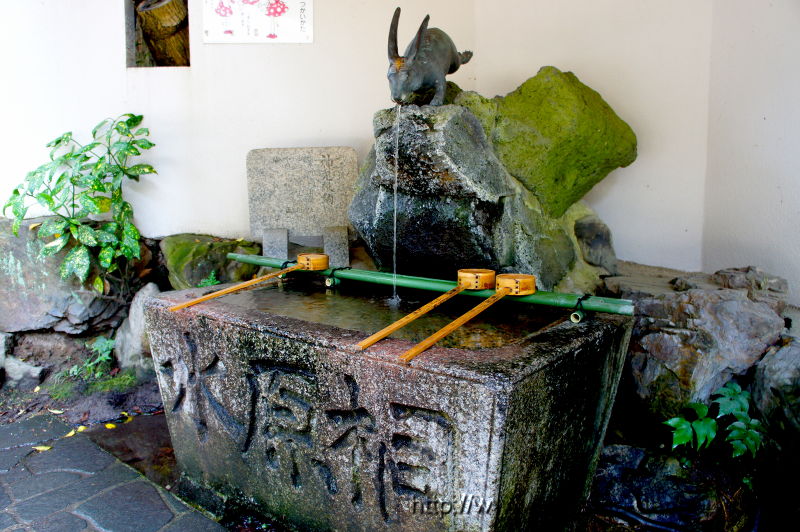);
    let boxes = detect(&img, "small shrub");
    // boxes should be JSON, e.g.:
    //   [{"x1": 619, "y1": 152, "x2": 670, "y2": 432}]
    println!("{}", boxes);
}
[
  {"x1": 197, "y1": 271, "x2": 221, "y2": 287},
  {"x1": 664, "y1": 381, "x2": 765, "y2": 458},
  {"x1": 85, "y1": 370, "x2": 137, "y2": 395}
]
